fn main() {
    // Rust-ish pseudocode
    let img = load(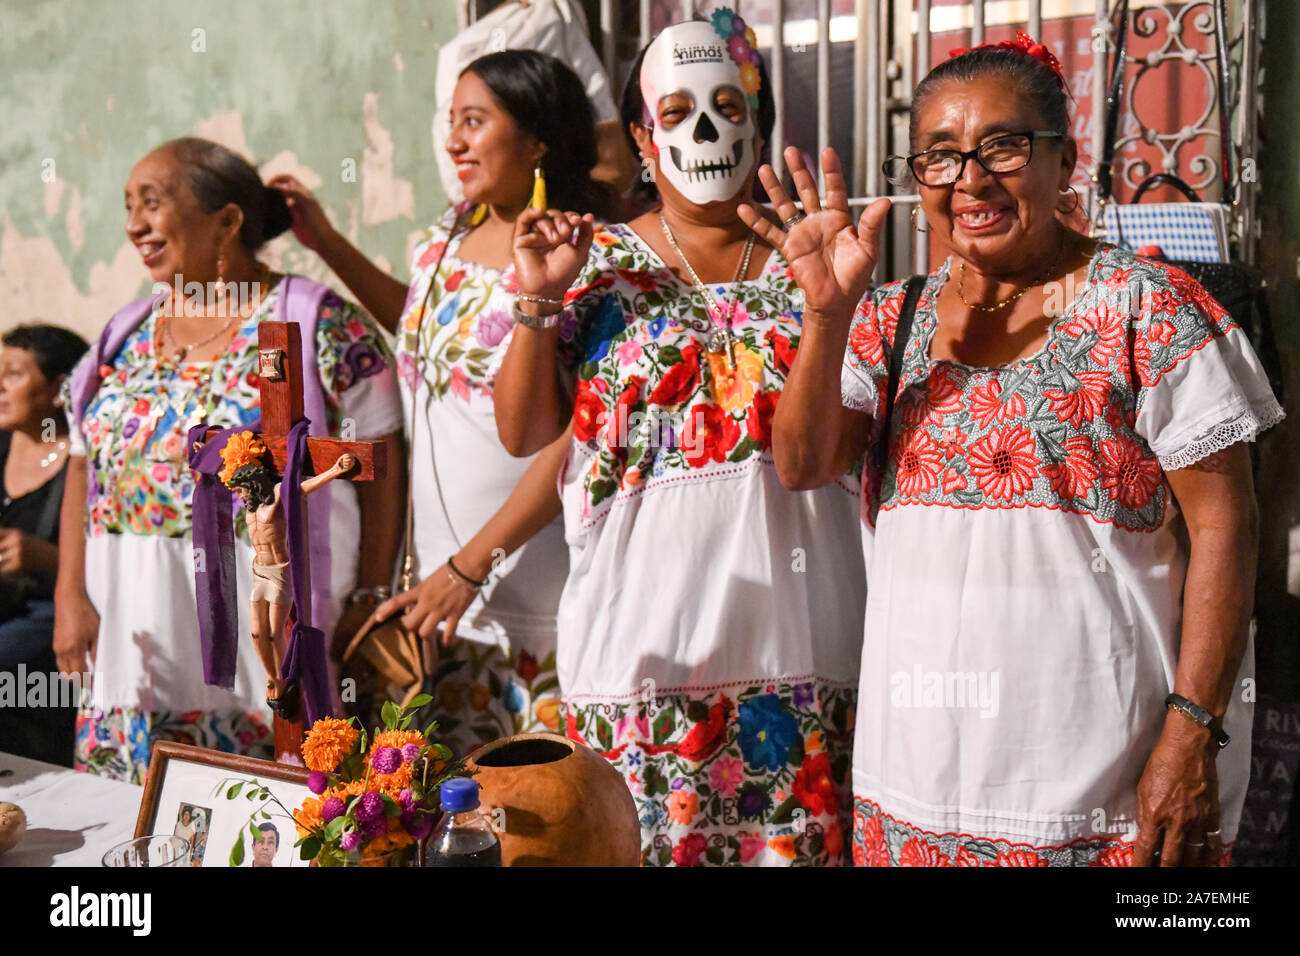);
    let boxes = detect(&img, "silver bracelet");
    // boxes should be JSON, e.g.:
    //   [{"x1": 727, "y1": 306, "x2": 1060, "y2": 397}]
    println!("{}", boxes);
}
[
  {"x1": 512, "y1": 300, "x2": 563, "y2": 329},
  {"x1": 517, "y1": 292, "x2": 564, "y2": 306},
  {"x1": 346, "y1": 585, "x2": 392, "y2": 606}
]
